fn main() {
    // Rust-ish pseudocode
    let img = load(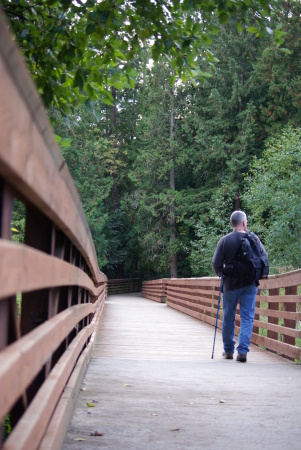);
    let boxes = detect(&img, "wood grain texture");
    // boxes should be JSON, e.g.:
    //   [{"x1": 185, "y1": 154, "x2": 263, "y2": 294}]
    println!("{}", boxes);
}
[
  {"x1": 0, "y1": 240, "x2": 104, "y2": 300},
  {"x1": 0, "y1": 13, "x2": 105, "y2": 284},
  {"x1": 0, "y1": 299, "x2": 103, "y2": 422}
]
